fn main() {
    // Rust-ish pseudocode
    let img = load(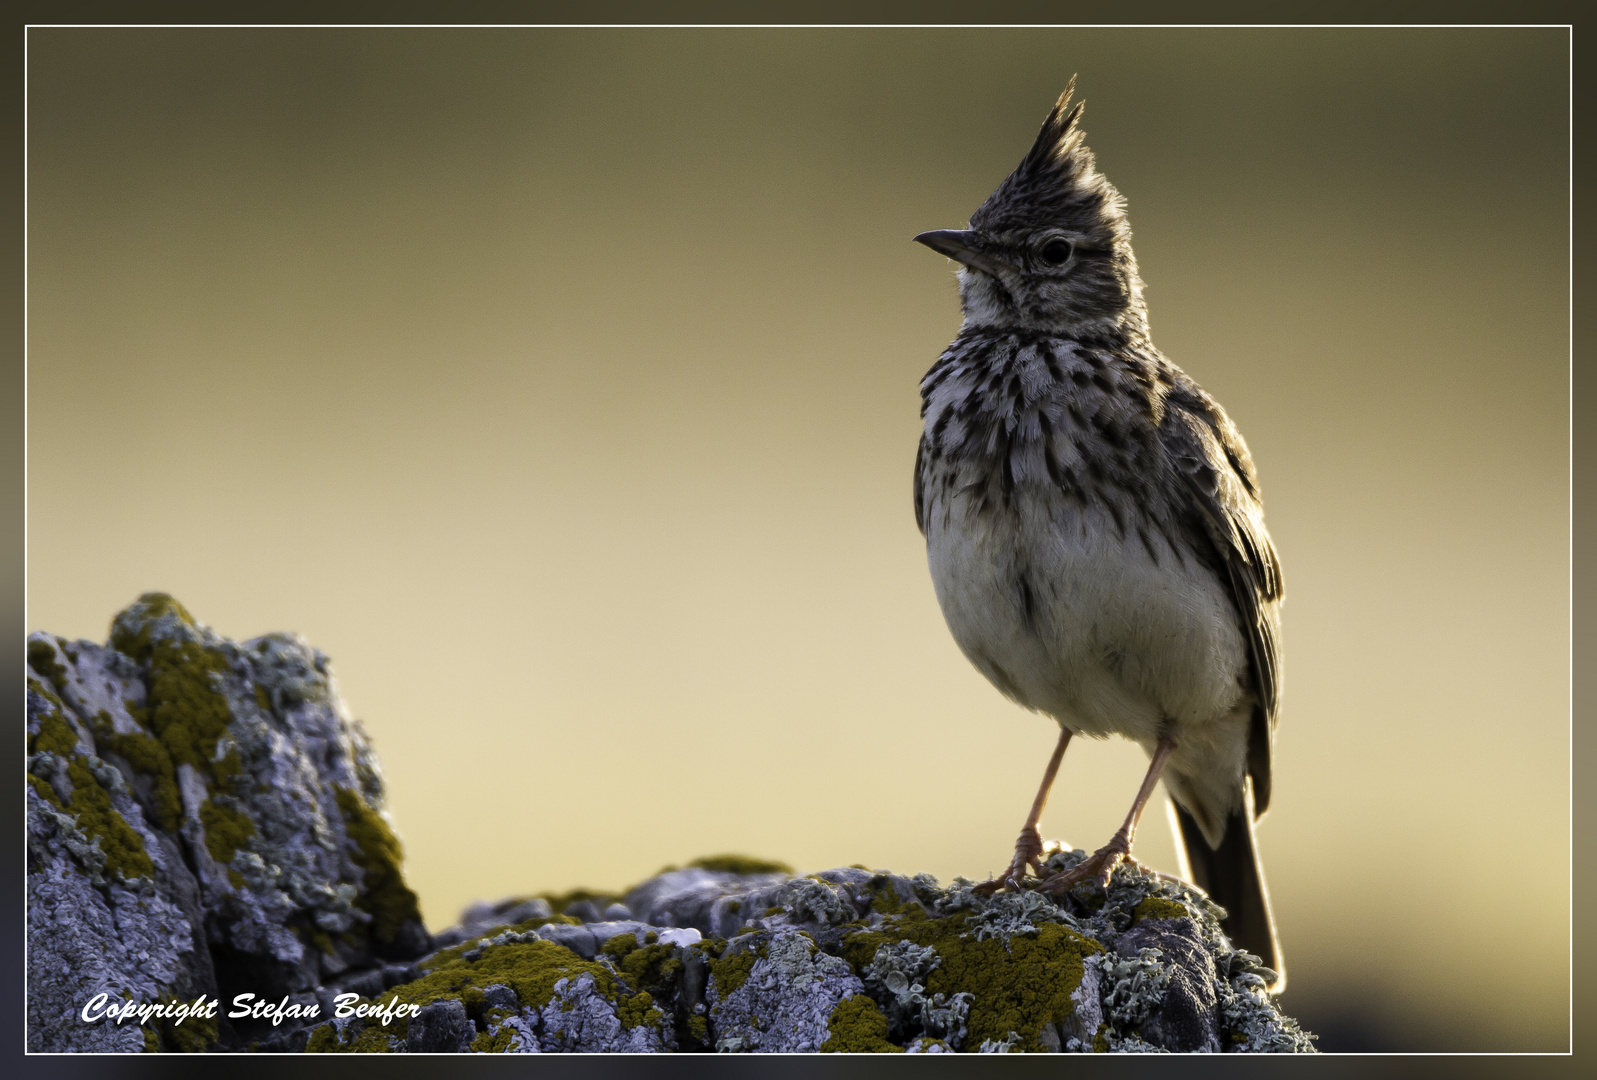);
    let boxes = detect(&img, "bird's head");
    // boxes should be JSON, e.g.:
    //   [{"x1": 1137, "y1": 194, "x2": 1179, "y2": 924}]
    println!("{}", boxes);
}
[{"x1": 916, "y1": 79, "x2": 1148, "y2": 337}]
